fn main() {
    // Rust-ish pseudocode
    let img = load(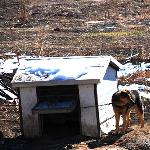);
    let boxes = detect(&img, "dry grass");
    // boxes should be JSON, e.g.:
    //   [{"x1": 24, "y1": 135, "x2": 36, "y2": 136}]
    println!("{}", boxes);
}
[{"x1": 0, "y1": 0, "x2": 150, "y2": 62}]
